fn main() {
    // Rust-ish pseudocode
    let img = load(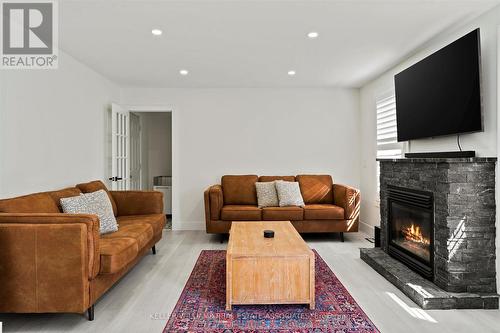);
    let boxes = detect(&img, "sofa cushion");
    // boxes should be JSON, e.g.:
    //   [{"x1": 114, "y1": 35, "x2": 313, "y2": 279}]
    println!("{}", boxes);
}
[
  {"x1": 296, "y1": 175, "x2": 334, "y2": 204},
  {"x1": 0, "y1": 193, "x2": 60, "y2": 213},
  {"x1": 60, "y1": 190, "x2": 118, "y2": 234},
  {"x1": 117, "y1": 214, "x2": 166, "y2": 236},
  {"x1": 258, "y1": 176, "x2": 295, "y2": 182},
  {"x1": 303, "y1": 204, "x2": 344, "y2": 220},
  {"x1": 221, "y1": 205, "x2": 261, "y2": 221},
  {"x1": 255, "y1": 182, "x2": 279, "y2": 208},
  {"x1": 102, "y1": 223, "x2": 154, "y2": 250},
  {"x1": 262, "y1": 206, "x2": 303, "y2": 220},
  {"x1": 275, "y1": 181, "x2": 305, "y2": 207},
  {"x1": 76, "y1": 180, "x2": 118, "y2": 216},
  {"x1": 47, "y1": 187, "x2": 82, "y2": 212},
  {"x1": 111, "y1": 191, "x2": 164, "y2": 216},
  {"x1": 99, "y1": 238, "x2": 138, "y2": 274},
  {"x1": 221, "y1": 175, "x2": 258, "y2": 205}
]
